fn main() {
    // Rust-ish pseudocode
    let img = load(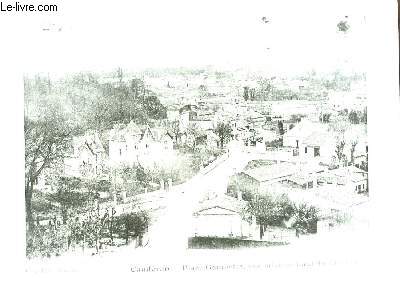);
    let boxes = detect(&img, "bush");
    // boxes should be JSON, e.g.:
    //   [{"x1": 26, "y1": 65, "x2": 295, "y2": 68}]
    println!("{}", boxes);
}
[
  {"x1": 246, "y1": 194, "x2": 295, "y2": 227},
  {"x1": 265, "y1": 138, "x2": 282, "y2": 148},
  {"x1": 246, "y1": 194, "x2": 319, "y2": 234},
  {"x1": 26, "y1": 225, "x2": 70, "y2": 259},
  {"x1": 292, "y1": 203, "x2": 319, "y2": 234},
  {"x1": 114, "y1": 211, "x2": 150, "y2": 245}
]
